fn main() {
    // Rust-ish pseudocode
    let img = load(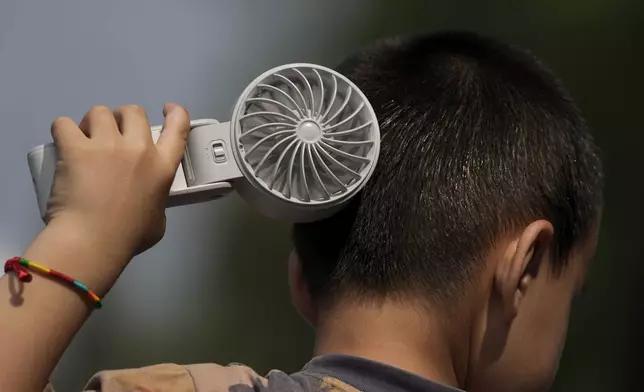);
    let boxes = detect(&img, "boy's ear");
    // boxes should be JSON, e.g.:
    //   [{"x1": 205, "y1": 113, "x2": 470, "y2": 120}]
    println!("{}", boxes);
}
[
  {"x1": 494, "y1": 220, "x2": 554, "y2": 321},
  {"x1": 288, "y1": 250, "x2": 317, "y2": 327}
]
